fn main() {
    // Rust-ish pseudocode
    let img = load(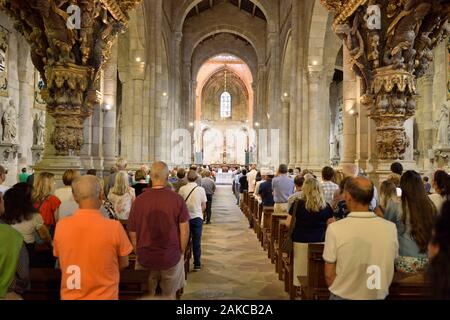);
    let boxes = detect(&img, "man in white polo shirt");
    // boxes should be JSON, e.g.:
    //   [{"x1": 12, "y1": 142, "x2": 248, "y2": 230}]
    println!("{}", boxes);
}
[
  {"x1": 246, "y1": 164, "x2": 258, "y2": 194},
  {"x1": 179, "y1": 170, "x2": 207, "y2": 271},
  {"x1": 323, "y1": 176, "x2": 398, "y2": 300}
]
